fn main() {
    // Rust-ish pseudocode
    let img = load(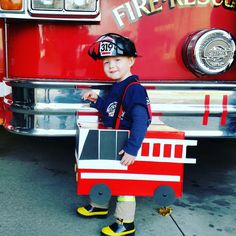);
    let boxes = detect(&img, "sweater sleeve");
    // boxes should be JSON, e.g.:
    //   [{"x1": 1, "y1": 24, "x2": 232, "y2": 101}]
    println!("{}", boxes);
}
[
  {"x1": 90, "y1": 96, "x2": 104, "y2": 112},
  {"x1": 122, "y1": 105, "x2": 149, "y2": 156}
]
